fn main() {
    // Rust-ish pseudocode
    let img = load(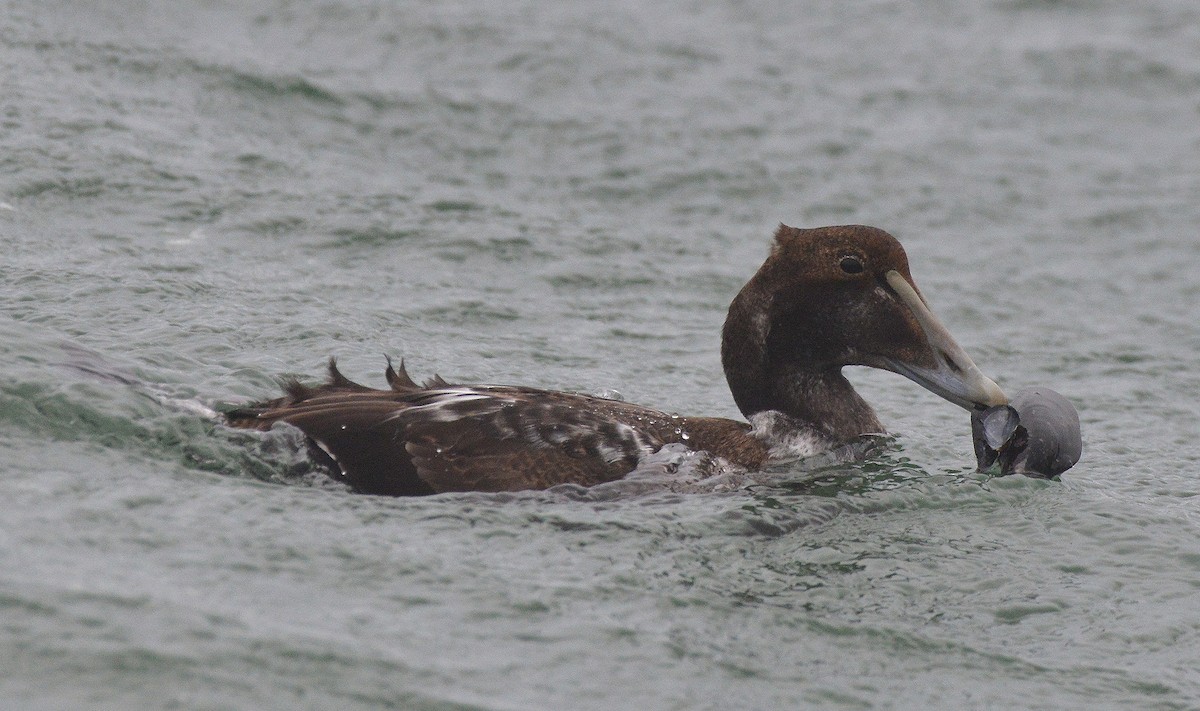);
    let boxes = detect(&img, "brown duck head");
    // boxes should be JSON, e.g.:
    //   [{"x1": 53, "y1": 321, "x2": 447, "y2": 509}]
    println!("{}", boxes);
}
[{"x1": 722, "y1": 224, "x2": 1007, "y2": 442}]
